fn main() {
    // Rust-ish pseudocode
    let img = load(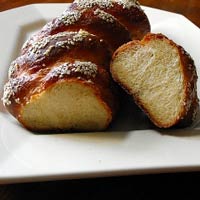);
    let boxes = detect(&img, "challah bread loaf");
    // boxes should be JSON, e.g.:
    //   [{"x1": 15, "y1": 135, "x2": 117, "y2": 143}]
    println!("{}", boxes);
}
[
  {"x1": 22, "y1": 0, "x2": 150, "y2": 54},
  {"x1": 110, "y1": 33, "x2": 199, "y2": 128},
  {"x1": 2, "y1": 0, "x2": 151, "y2": 131}
]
